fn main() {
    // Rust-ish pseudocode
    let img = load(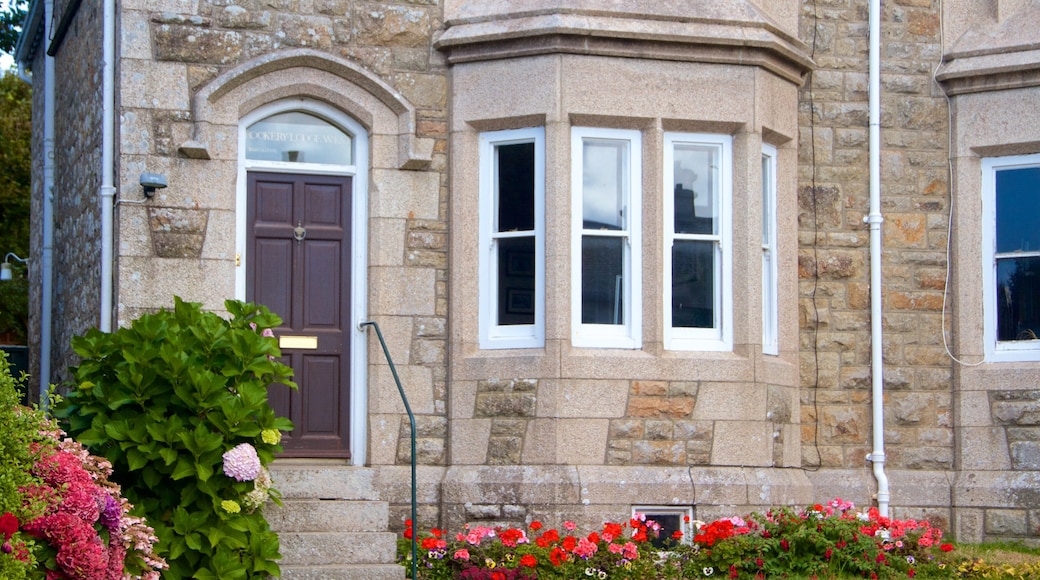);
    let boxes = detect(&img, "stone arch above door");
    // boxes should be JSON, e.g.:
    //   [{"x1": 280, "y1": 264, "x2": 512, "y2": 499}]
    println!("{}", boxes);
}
[{"x1": 178, "y1": 48, "x2": 433, "y2": 170}]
